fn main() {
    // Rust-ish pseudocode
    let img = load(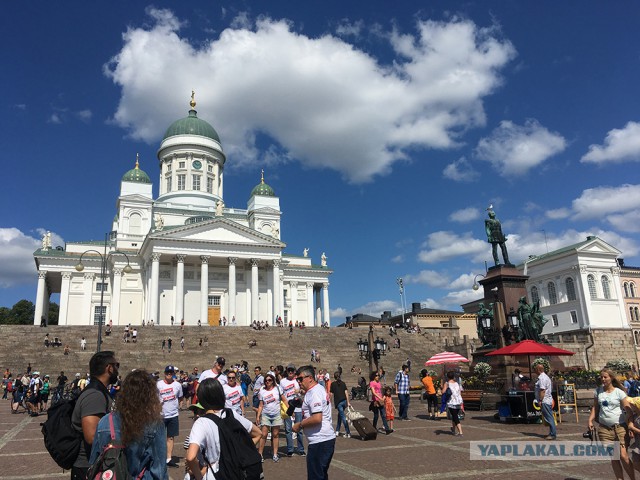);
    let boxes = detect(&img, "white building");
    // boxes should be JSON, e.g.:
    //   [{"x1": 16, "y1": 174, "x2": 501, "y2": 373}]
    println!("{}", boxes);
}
[
  {"x1": 520, "y1": 235, "x2": 628, "y2": 334},
  {"x1": 33, "y1": 96, "x2": 332, "y2": 327}
]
